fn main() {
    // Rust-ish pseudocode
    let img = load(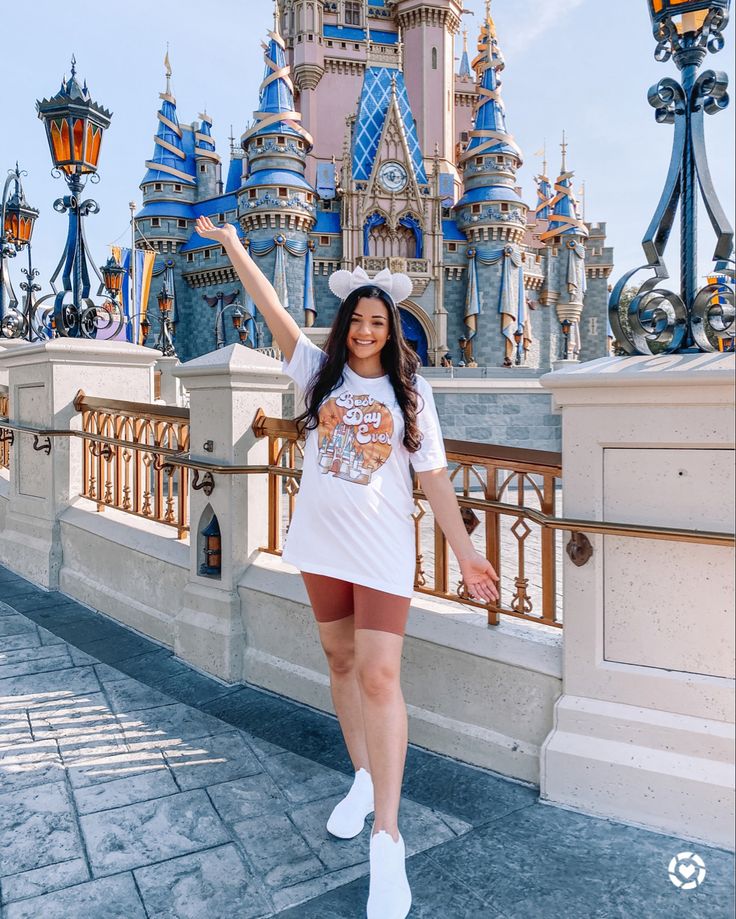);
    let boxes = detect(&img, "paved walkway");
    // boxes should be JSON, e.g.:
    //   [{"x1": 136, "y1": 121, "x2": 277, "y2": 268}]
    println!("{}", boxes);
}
[{"x1": 0, "y1": 564, "x2": 733, "y2": 918}]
